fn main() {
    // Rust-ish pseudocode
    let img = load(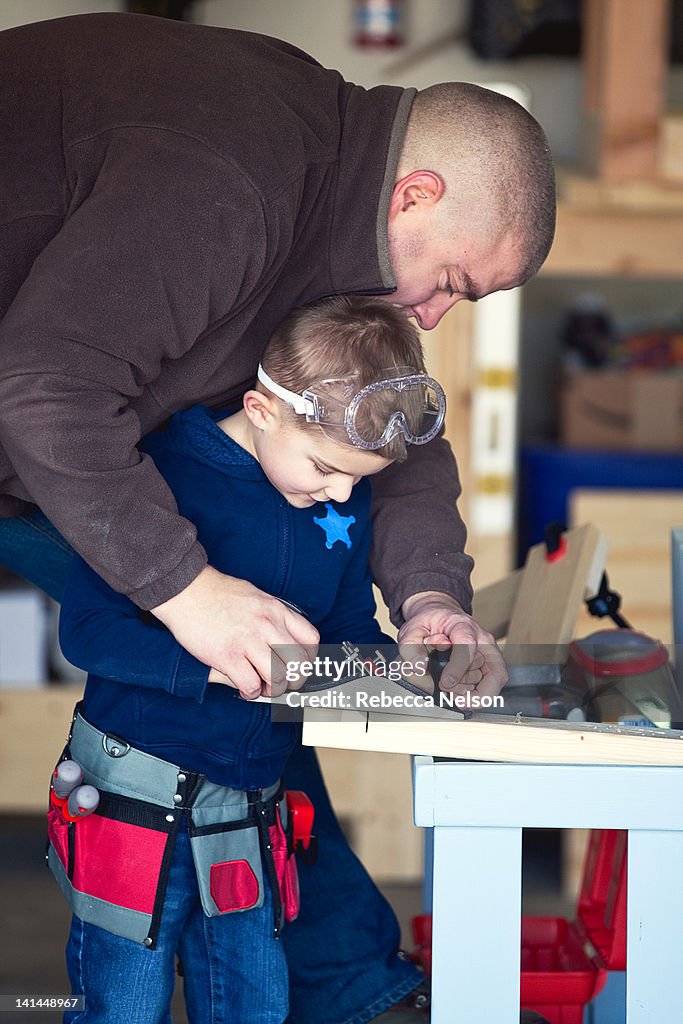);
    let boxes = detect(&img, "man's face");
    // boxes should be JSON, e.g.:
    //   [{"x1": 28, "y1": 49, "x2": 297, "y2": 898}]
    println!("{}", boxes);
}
[{"x1": 386, "y1": 201, "x2": 523, "y2": 331}]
